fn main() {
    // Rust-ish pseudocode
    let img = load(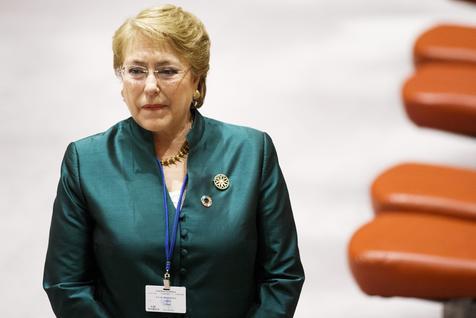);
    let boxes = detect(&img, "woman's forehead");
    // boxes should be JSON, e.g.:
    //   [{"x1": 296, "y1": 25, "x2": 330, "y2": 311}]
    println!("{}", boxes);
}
[{"x1": 123, "y1": 36, "x2": 187, "y2": 66}]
